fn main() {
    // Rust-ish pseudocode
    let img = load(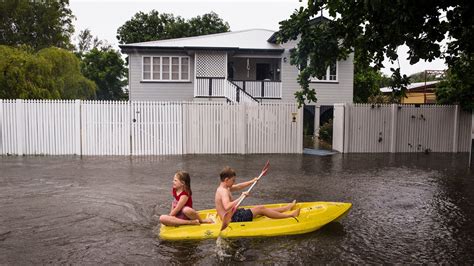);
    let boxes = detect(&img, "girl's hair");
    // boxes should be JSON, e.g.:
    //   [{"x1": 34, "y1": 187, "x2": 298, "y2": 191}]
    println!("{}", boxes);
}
[{"x1": 175, "y1": 170, "x2": 192, "y2": 195}]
